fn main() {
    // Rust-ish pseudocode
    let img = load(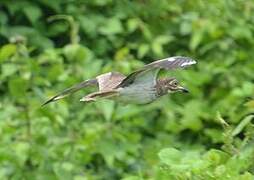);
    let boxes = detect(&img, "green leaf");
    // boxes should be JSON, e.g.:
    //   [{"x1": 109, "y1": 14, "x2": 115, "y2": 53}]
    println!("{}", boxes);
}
[
  {"x1": 0, "y1": 11, "x2": 8, "y2": 25},
  {"x1": 232, "y1": 115, "x2": 254, "y2": 136},
  {"x1": 8, "y1": 77, "x2": 29, "y2": 98},
  {"x1": 23, "y1": 5, "x2": 42, "y2": 24},
  {"x1": 152, "y1": 35, "x2": 174, "y2": 56},
  {"x1": 180, "y1": 21, "x2": 192, "y2": 35},
  {"x1": 0, "y1": 44, "x2": 17, "y2": 63},
  {"x1": 190, "y1": 30, "x2": 203, "y2": 51},
  {"x1": 122, "y1": 176, "x2": 140, "y2": 180},
  {"x1": 1, "y1": 63, "x2": 18, "y2": 78},
  {"x1": 53, "y1": 162, "x2": 73, "y2": 180},
  {"x1": 99, "y1": 18, "x2": 123, "y2": 35},
  {"x1": 96, "y1": 100, "x2": 115, "y2": 121},
  {"x1": 138, "y1": 44, "x2": 149, "y2": 58},
  {"x1": 114, "y1": 47, "x2": 129, "y2": 61},
  {"x1": 127, "y1": 18, "x2": 140, "y2": 33},
  {"x1": 204, "y1": 149, "x2": 230, "y2": 165},
  {"x1": 158, "y1": 148, "x2": 182, "y2": 165},
  {"x1": 245, "y1": 100, "x2": 254, "y2": 109},
  {"x1": 14, "y1": 142, "x2": 30, "y2": 166},
  {"x1": 239, "y1": 172, "x2": 254, "y2": 180}
]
